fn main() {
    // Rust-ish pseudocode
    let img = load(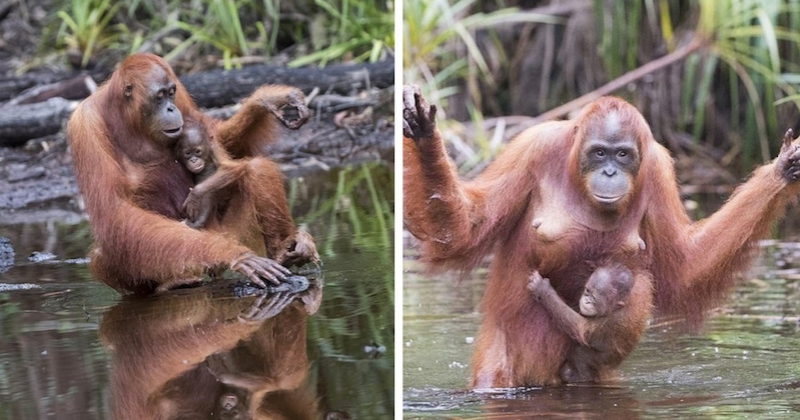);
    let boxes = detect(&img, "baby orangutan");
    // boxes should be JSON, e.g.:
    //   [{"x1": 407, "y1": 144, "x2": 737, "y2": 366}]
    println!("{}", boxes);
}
[
  {"x1": 175, "y1": 119, "x2": 321, "y2": 271},
  {"x1": 174, "y1": 119, "x2": 221, "y2": 228},
  {"x1": 528, "y1": 262, "x2": 651, "y2": 383}
]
